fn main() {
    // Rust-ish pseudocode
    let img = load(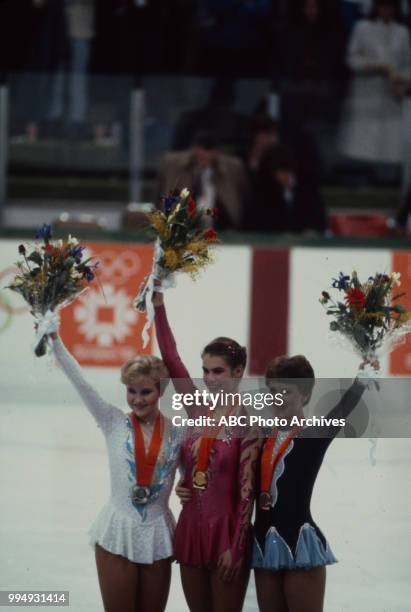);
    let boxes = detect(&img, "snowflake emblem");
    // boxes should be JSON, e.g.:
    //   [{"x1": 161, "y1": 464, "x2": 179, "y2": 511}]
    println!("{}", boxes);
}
[{"x1": 74, "y1": 284, "x2": 138, "y2": 347}]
